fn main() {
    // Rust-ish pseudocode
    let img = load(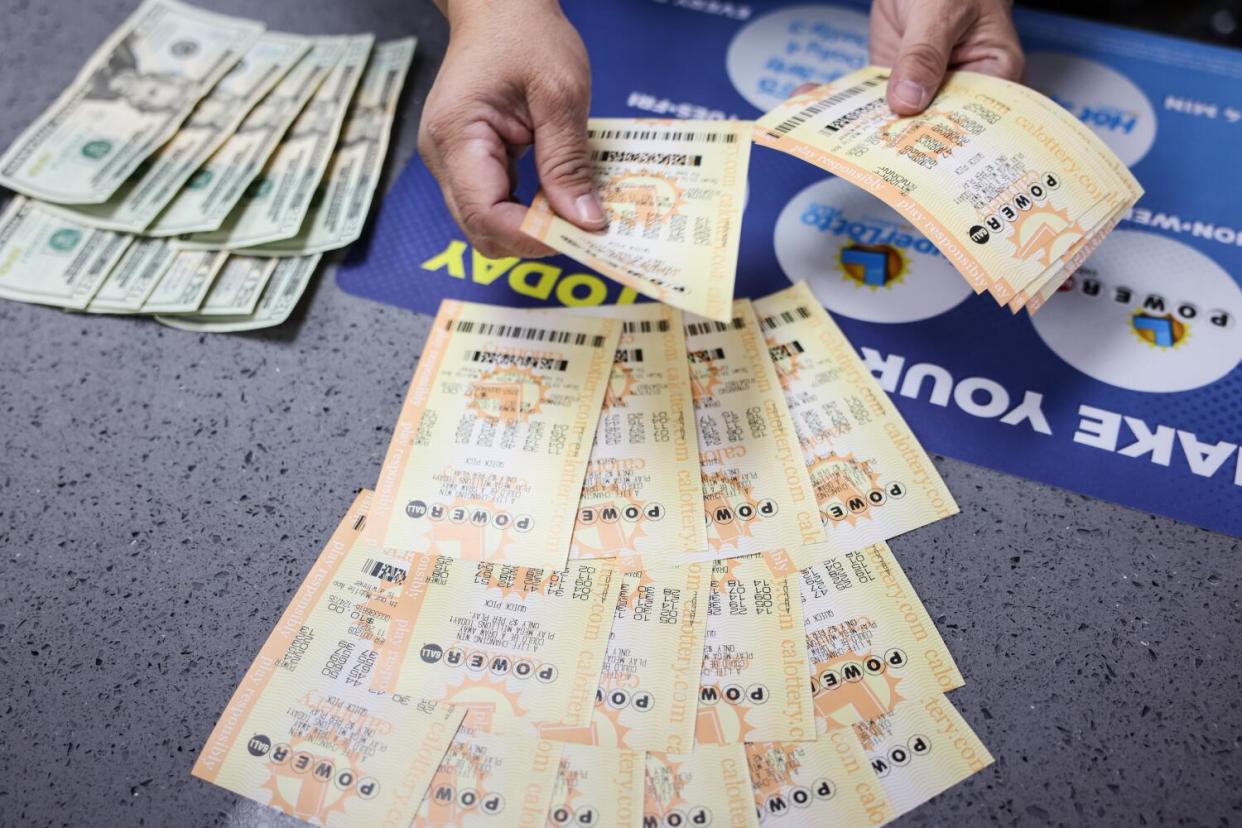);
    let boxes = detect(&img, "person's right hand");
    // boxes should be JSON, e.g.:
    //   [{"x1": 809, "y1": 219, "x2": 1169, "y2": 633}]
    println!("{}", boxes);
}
[{"x1": 419, "y1": 0, "x2": 604, "y2": 258}]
